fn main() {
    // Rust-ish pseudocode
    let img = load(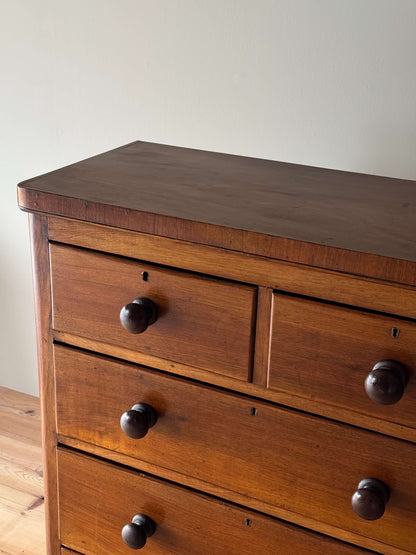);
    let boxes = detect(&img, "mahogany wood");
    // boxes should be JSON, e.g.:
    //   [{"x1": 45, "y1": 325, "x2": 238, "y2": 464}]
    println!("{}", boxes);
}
[
  {"x1": 58, "y1": 448, "x2": 370, "y2": 555},
  {"x1": 28, "y1": 214, "x2": 60, "y2": 554},
  {"x1": 269, "y1": 294, "x2": 416, "y2": 432},
  {"x1": 49, "y1": 243, "x2": 256, "y2": 381},
  {"x1": 54, "y1": 345, "x2": 416, "y2": 552},
  {"x1": 57, "y1": 433, "x2": 408, "y2": 554},
  {"x1": 19, "y1": 142, "x2": 415, "y2": 555},
  {"x1": 53, "y1": 329, "x2": 416, "y2": 442},
  {"x1": 17, "y1": 141, "x2": 416, "y2": 286},
  {"x1": 47, "y1": 217, "x2": 416, "y2": 320}
]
